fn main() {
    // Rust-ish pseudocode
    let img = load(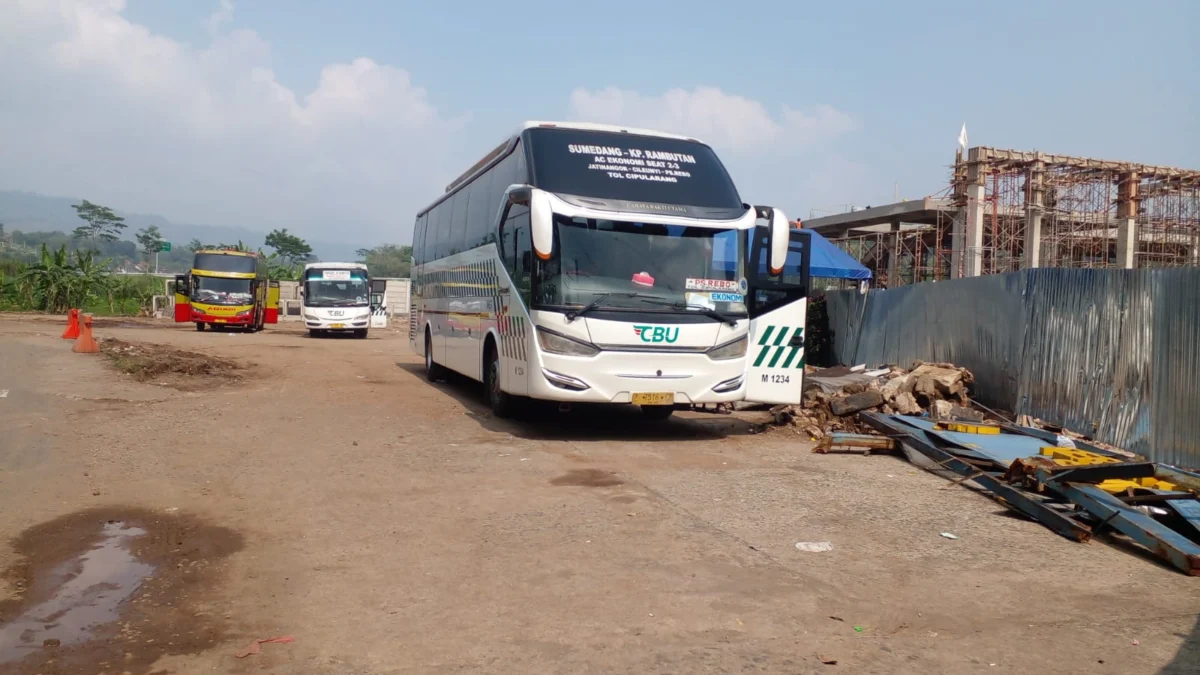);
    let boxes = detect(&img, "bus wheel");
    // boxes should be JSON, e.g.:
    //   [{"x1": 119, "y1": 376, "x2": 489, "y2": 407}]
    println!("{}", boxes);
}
[
  {"x1": 641, "y1": 405, "x2": 675, "y2": 420},
  {"x1": 484, "y1": 343, "x2": 516, "y2": 418},
  {"x1": 354, "y1": 329, "x2": 368, "y2": 339},
  {"x1": 195, "y1": 322, "x2": 205, "y2": 332},
  {"x1": 424, "y1": 329, "x2": 445, "y2": 382},
  {"x1": 309, "y1": 329, "x2": 323, "y2": 338}
]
